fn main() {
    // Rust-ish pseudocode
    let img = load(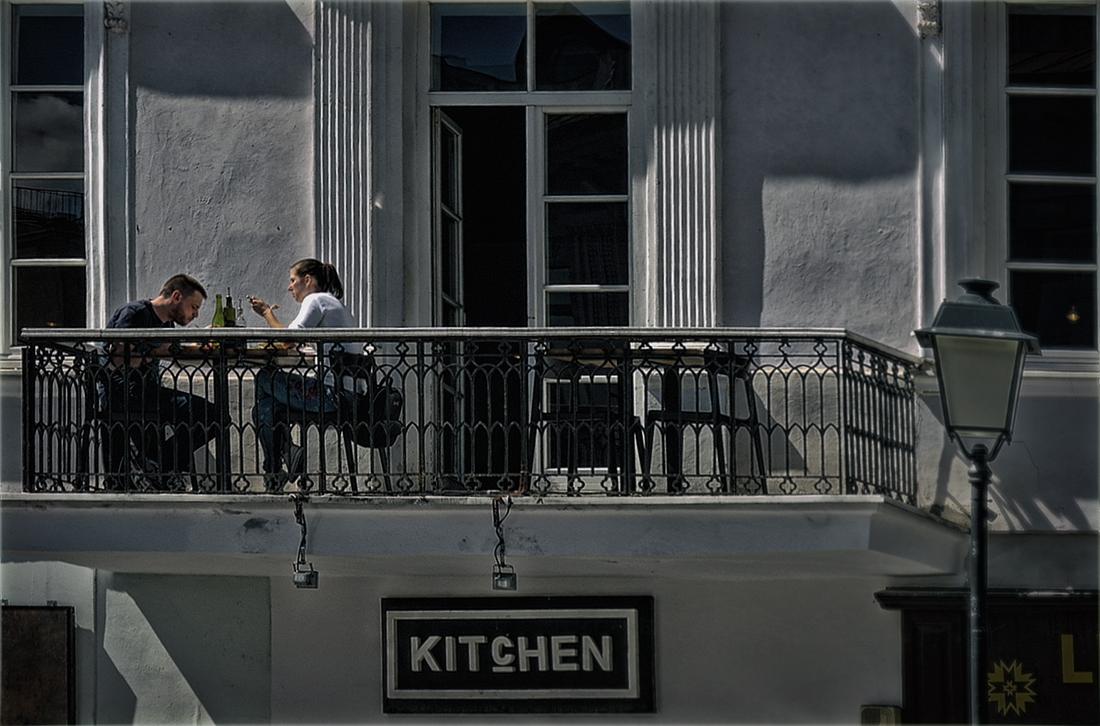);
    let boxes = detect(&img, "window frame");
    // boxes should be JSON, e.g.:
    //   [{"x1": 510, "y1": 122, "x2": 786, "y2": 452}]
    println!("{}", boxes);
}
[
  {"x1": 426, "y1": 0, "x2": 633, "y2": 327},
  {"x1": 1, "y1": 0, "x2": 102, "y2": 354},
  {"x1": 982, "y1": 0, "x2": 1099, "y2": 369}
]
